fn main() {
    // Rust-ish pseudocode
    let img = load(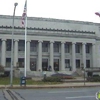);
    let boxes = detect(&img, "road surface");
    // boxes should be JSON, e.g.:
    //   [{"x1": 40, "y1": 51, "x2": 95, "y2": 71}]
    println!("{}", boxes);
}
[{"x1": 0, "y1": 87, "x2": 100, "y2": 100}]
